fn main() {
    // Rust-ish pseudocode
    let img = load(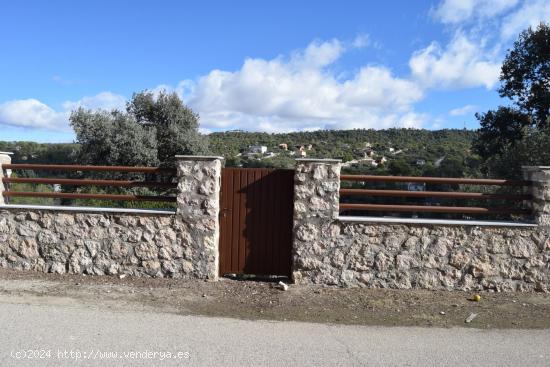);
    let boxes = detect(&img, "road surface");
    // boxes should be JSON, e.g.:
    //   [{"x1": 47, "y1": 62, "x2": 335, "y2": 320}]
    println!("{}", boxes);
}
[{"x1": 0, "y1": 299, "x2": 549, "y2": 366}]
